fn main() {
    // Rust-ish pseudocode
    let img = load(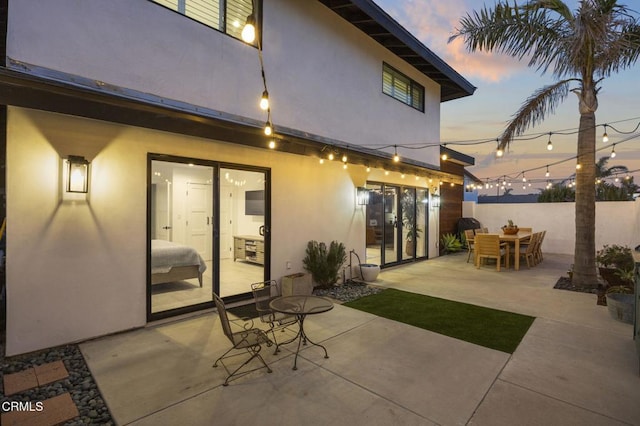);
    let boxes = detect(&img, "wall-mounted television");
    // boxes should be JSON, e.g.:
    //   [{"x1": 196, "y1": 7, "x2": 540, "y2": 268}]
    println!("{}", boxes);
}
[{"x1": 245, "y1": 190, "x2": 265, "y2": 216}]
